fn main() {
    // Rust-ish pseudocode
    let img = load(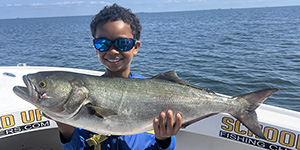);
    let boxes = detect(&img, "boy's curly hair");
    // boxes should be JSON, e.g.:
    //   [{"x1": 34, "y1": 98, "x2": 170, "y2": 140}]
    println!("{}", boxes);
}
[{"x1": 90, "y1": 3, "x2": 142, "y2": 40}]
